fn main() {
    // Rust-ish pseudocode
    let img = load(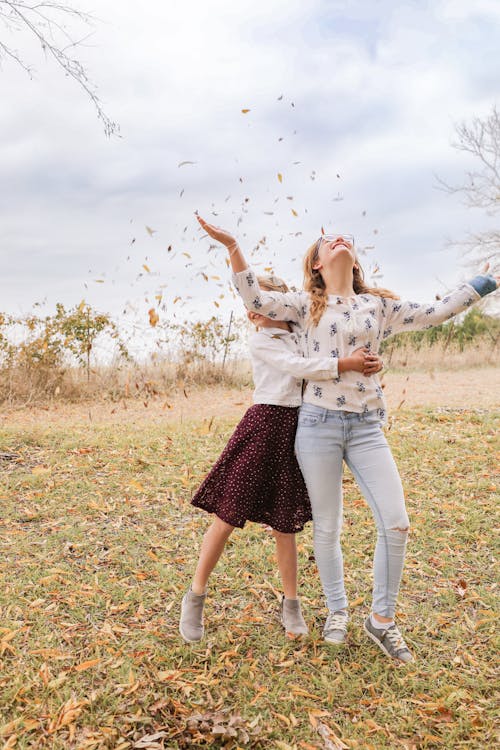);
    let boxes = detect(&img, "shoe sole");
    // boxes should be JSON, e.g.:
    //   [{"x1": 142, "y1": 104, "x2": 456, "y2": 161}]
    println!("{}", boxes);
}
[
  {"x1": 179, "y1": 622, "x2": 203, "y2": 644},
  {"x1": 363, "y1": 621, "x2": 413, "y2": 663},
  {"x1": 280, "y1": 617, "x2": 308, "y2": 637},
  {"x1": 324, "y1": 636, "x2": 346, "y2": 645}
]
